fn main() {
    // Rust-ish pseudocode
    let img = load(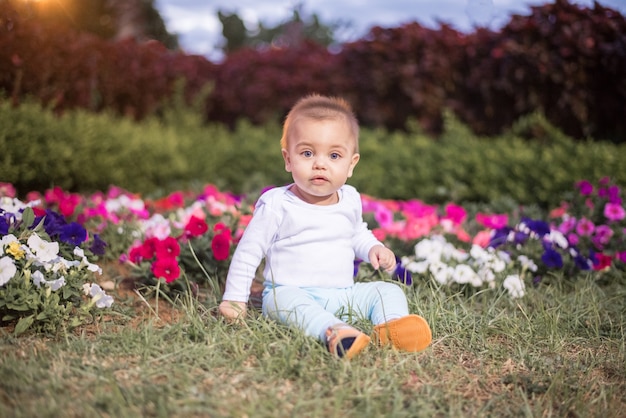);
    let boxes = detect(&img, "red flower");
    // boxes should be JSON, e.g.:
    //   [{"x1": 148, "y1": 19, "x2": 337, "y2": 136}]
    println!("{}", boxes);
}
[
  {"x1": 184, "y1": 215, "x2": 208, "y2": 237},
  {"x1": 128, "y1": 245, "x2": 144, "y2": 263},
  {"x1": 151, "y1": 257, "x2": 181, "y2": 283},
  {"x1": 139, "y1": 237, "x2": 159, "y2": 259},
  {"x1": 214, "y1": 223, "x2": 232, "y2": 240},
  {"x1": 592, "y1": 253, "x2": 613, "y2": 271},
  {"x1": 211, "y1": 233, "x2": 231, "y2": 261},
  {"x1": 155, "y1": 236, "x2": 180, "y2": 259}
]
